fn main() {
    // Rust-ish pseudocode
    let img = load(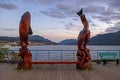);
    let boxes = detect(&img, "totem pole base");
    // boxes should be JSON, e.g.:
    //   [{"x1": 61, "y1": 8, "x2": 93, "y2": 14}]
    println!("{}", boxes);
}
[
  {"x1": 76, "y1": 49, "x2": 92, "y2": 70},
  {"x1": 17, "y1": 59, "x2": 32, "y2": 70},
  {"x1": 17, "y1": 49, "x2": 32, "y2": 70},
  {"x1": 76, "y1": 61, "x2": 92, "y2": 70},
  {"x1": 17, "y1": 65, "x2": 32, "y2": 70},
  {"x1": 23, "y1": 63, "x2": 32, "y2": 70}
]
